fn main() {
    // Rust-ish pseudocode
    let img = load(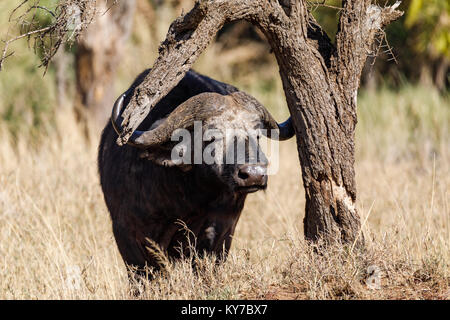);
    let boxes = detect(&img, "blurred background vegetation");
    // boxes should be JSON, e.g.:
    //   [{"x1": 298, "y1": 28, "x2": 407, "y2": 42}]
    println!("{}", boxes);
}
[{"x1": 0, "y1": 0, "x2": 448, "y2": 148}]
